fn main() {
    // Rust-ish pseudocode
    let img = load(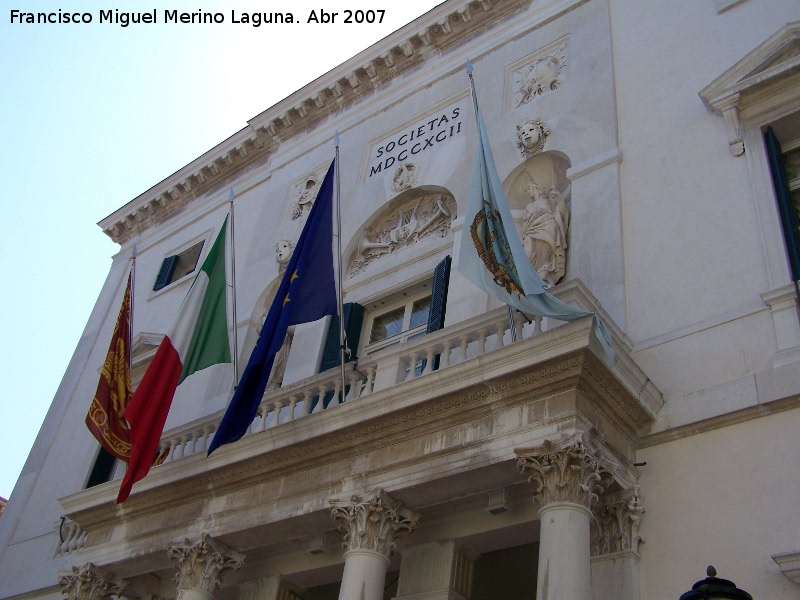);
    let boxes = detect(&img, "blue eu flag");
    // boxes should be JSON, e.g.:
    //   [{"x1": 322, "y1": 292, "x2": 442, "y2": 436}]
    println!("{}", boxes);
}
[{"x1": 209, "y1": 160, "x2": 338, "y2": 454}]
